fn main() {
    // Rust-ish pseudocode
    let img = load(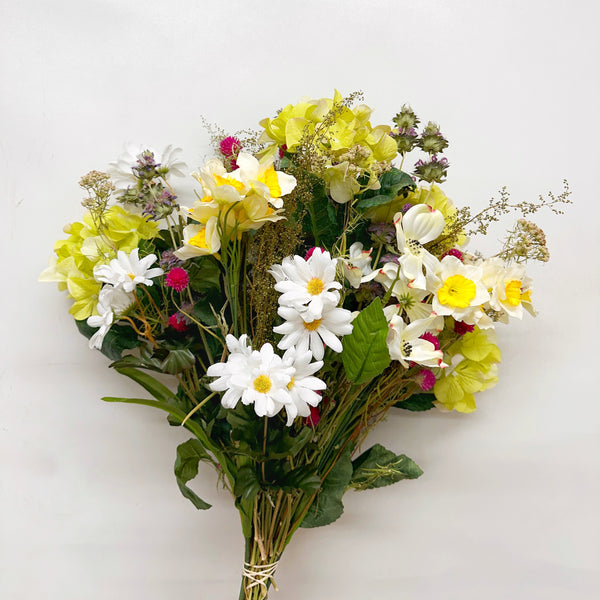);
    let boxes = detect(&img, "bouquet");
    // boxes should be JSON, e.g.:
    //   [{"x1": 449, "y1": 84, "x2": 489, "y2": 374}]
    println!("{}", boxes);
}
[{"x1": 40, "y1": 91, "x2": 570, "y2": 599}]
